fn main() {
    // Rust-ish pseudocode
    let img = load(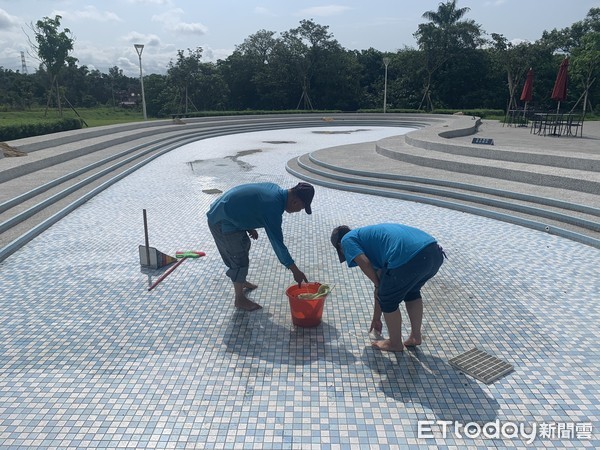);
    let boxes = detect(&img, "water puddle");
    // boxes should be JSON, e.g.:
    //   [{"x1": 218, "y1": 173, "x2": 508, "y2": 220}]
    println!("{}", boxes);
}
[
  {"x1": 312, "y1": 129, "x2": 371, "y2": 134},
  {"x1": 187, "y1": 149, "x2": 262, "y2": 175}
]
